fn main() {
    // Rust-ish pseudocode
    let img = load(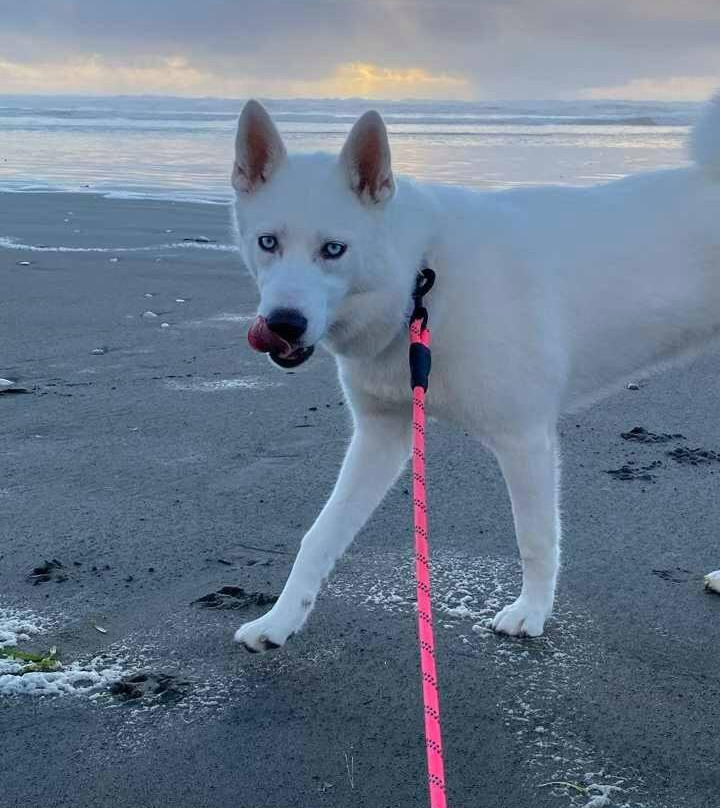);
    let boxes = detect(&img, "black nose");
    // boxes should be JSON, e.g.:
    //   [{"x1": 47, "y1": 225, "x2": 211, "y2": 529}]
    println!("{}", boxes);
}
[{"x1": 266, "y1": 308, "x2": 307, "y2": 343}]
